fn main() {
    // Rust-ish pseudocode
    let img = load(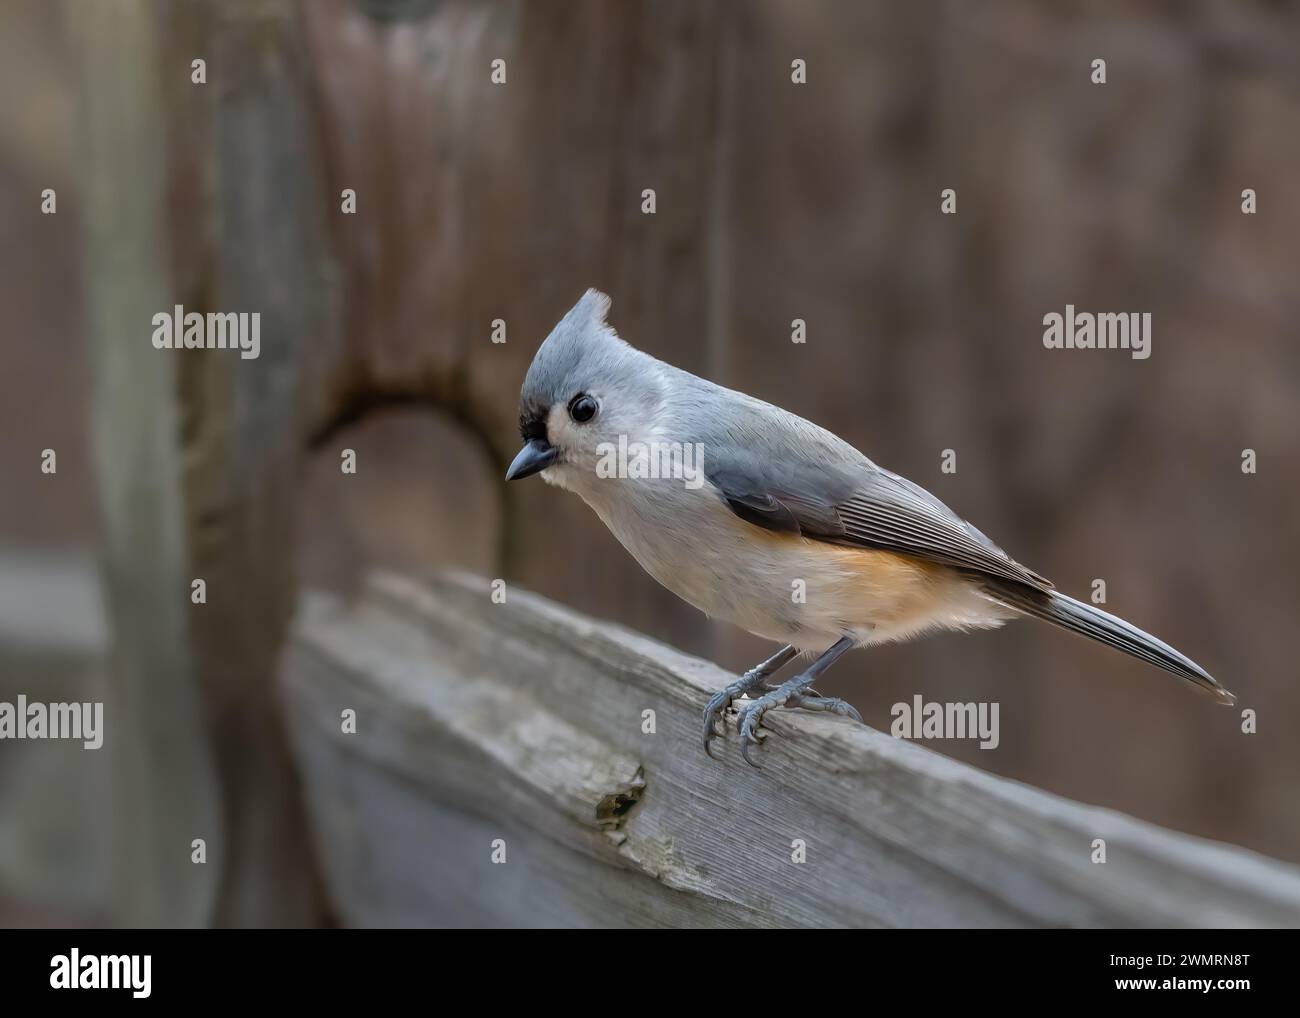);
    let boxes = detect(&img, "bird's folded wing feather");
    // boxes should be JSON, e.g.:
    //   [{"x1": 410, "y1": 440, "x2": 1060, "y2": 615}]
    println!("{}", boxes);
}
[{"x1": 706, "y1": 446, "x2": 1052, "y2": 592}]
